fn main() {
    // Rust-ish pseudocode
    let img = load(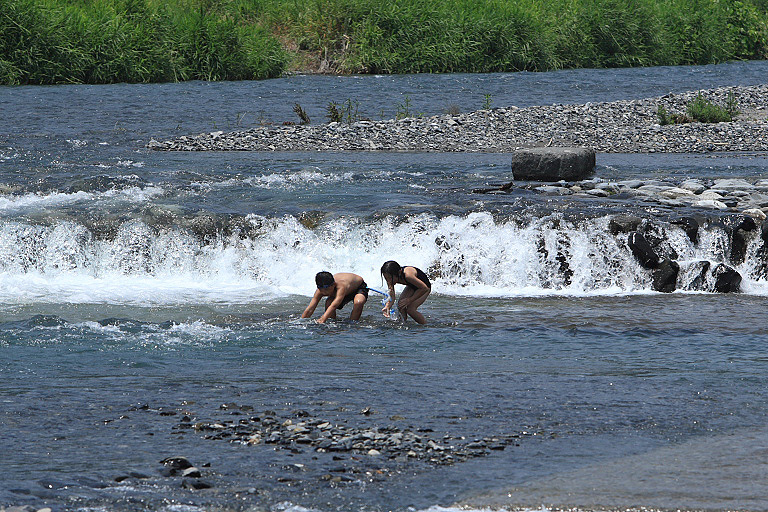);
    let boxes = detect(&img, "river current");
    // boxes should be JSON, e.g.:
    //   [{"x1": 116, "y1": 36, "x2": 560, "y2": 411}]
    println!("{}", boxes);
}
[{"x1": 2, "y1": 61, "x2": 768, "y2": 512}]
